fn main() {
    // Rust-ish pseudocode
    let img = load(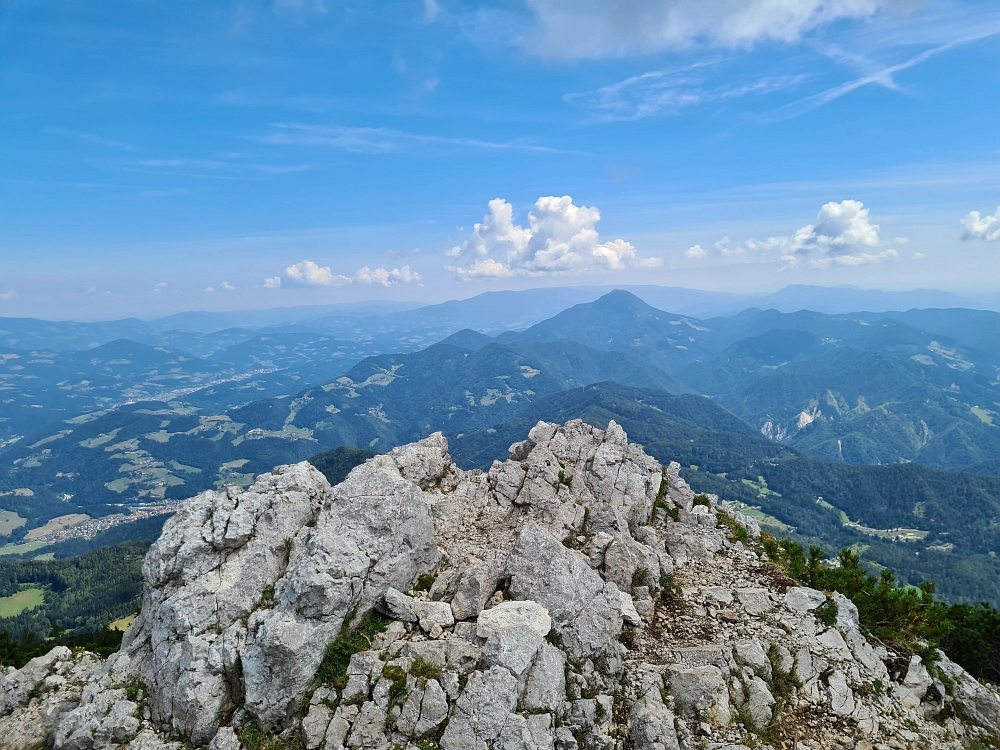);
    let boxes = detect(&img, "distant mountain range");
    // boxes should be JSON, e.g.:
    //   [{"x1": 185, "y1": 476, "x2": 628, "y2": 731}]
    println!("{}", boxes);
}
[
  {"x1": 2, "y1": 285, "x2": 1000, "y2": 605},
  {"x1": 480, "y1": 291, "x2": 1000, "y2": 473},
  {"x1": 2, "y1": 284, "x2": 996, "y2": 352}
]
